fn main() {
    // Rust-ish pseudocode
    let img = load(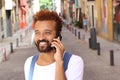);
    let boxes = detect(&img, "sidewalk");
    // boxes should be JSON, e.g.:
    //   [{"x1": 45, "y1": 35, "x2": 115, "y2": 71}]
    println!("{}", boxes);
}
[
  {"x1": 63, "y1": 25, "x2": 120, "y2": 80},
  {"x1": 0, "y1": 24, "x2": 120, "y2": 80},
  {"x1": 0, "y1": 23, "x2": 33, "y2": 62},
  {"x1": 0, "y1": 29, "x2": 34, "y2": 80}
]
